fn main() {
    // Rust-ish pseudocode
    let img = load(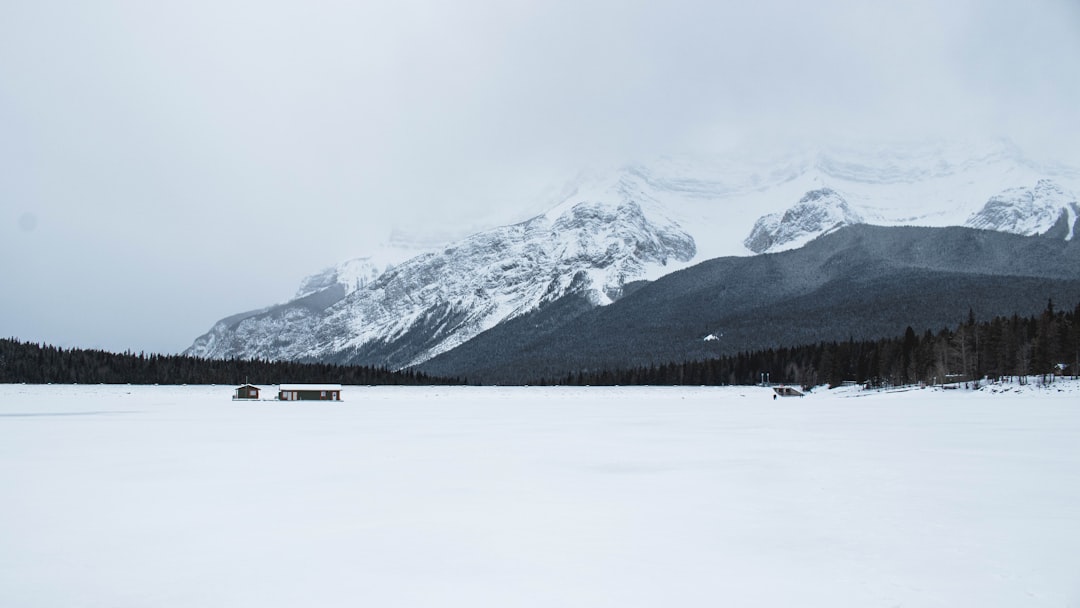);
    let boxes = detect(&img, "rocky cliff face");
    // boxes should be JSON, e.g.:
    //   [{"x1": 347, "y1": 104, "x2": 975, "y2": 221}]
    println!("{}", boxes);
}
[
  {"x1": 185, "y1": 196, "x2": 695, "y2": 368},
  {"x1": 965, "y1": 179, "x2": 1079, "y2": 240},
  {"x1": 744, "y1": 188, "x2": 864, "y2": 253}
]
